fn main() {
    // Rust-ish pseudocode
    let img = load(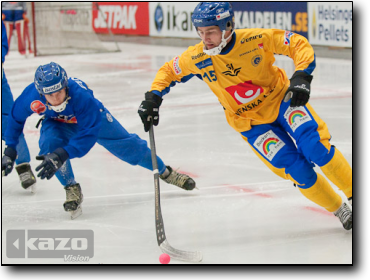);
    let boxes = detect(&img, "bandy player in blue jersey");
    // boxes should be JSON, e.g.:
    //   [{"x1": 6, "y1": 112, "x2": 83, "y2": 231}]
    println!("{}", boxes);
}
[
  {"x1": 138, "y1": 2, "x2": 352, "y2": 230},
  {"x1": 2, "y1": 62, "x2": 196, "y2": 219},
  {"x1": 2, "y1": 20, "x2": 36, "y2": 191}
]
